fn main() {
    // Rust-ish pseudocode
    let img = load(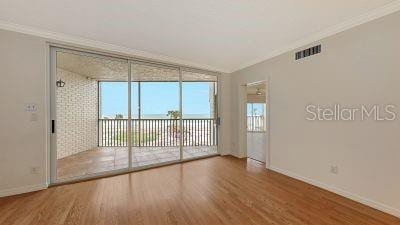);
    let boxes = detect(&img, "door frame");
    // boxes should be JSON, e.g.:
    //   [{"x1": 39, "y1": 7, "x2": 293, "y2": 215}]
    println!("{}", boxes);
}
[
  {"x1": 48, "y1": 45, "x2": 221, "y2": 185},
  {"x1": 238, "y1": 80, "x2": 270, "y2": 168}
]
